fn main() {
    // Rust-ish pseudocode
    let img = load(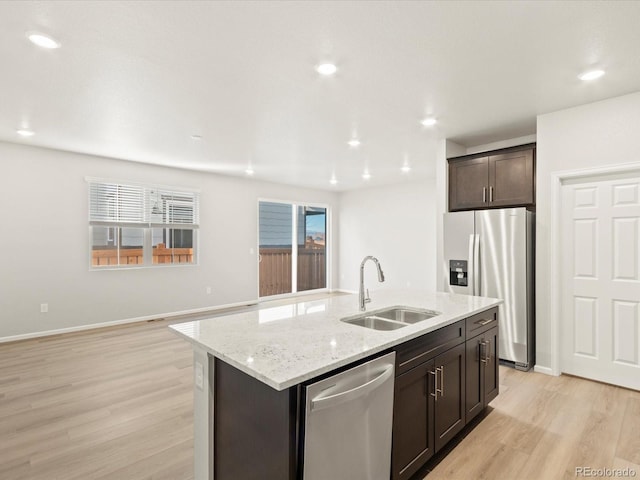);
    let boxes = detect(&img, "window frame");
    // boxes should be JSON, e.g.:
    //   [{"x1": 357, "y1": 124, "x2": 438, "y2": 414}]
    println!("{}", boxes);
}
[
  {"x1": 87, "y1": 178, "x2": 200, "y2": 270},
  {"x1": 257, "y1": 198, "x2": 330, "y2": 298}
]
